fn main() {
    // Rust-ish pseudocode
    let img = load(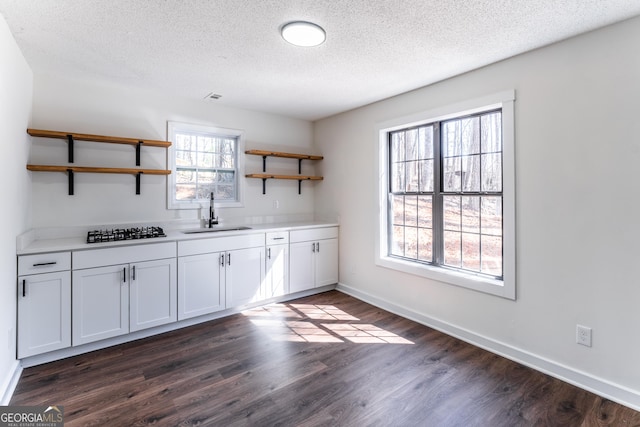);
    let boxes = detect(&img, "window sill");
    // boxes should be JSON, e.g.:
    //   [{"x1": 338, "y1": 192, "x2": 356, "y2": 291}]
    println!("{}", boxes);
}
[{"x1": 376, "y1": 255, "x2": 515, "y2": 300}]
